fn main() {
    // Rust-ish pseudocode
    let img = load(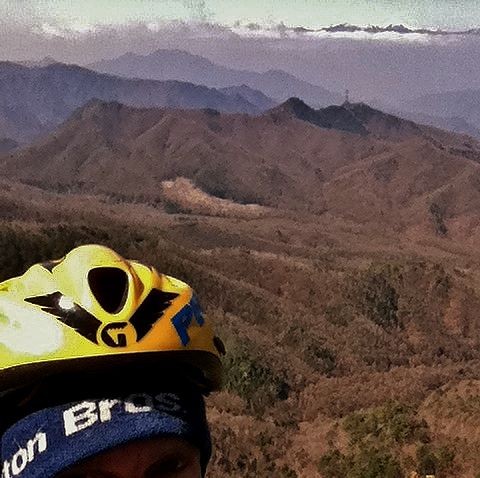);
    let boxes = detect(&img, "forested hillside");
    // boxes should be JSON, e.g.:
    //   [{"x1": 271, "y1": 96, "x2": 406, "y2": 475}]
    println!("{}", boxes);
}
[{"x1": 1, "y1": 178, "x2": 480, "y2": 477}]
